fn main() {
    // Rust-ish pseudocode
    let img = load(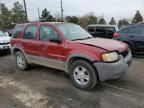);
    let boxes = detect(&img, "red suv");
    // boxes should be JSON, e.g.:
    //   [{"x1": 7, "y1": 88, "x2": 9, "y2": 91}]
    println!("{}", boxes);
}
[{"x1": 10, "y1": 22, "x2": 132, "y2": 90}]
